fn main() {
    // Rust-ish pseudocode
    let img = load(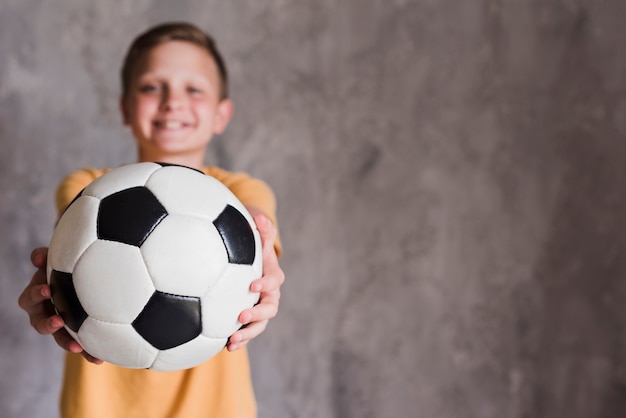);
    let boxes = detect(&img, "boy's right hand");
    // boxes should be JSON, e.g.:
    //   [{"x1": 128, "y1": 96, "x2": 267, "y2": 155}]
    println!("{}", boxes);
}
[{"x1": 18, "y1": 247, "x2": 102, "y2": 364}]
